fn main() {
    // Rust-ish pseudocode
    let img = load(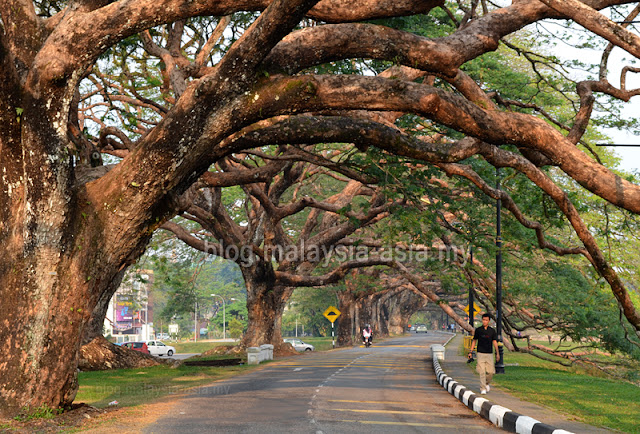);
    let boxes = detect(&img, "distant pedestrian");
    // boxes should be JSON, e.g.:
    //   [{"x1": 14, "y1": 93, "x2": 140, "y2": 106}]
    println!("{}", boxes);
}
[{"x1": 469, "y1": 313, "x2": 500, "y2": 395}]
